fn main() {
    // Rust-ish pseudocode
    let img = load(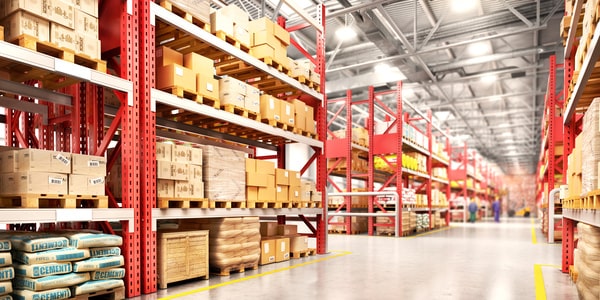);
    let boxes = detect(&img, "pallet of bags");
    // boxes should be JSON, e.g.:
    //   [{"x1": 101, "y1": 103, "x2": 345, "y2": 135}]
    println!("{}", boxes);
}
[
  {"x1": 575, "y1": 223, "x2": 600, "y2": 299},
  {"x1": 0, "y1": 239, "x2": 12, "y2": 300},
  {"x1": 239, "y1": 217, "x2": 261, "y2": 267}
]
